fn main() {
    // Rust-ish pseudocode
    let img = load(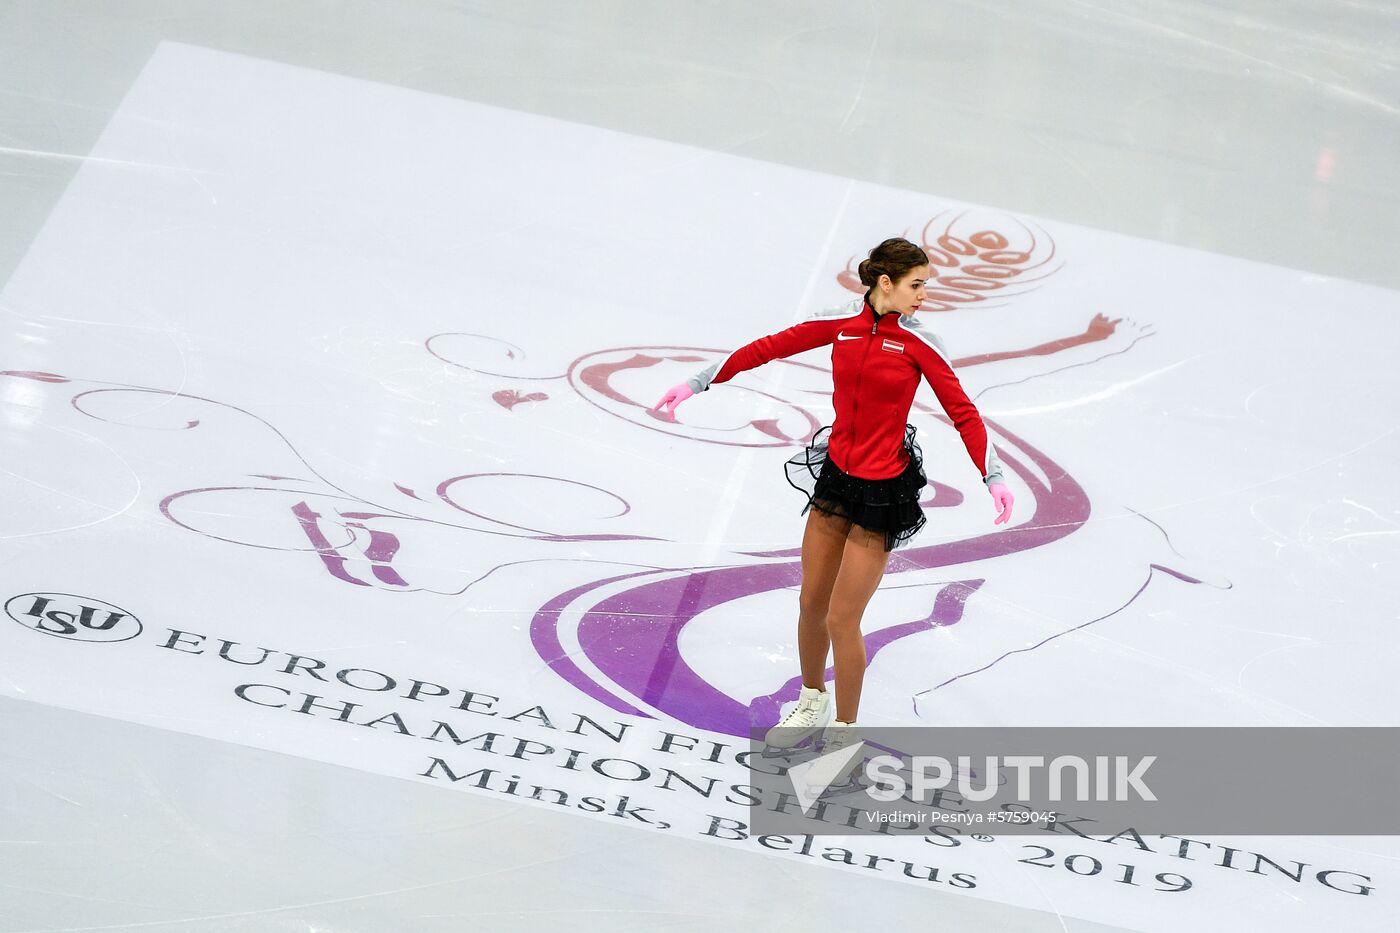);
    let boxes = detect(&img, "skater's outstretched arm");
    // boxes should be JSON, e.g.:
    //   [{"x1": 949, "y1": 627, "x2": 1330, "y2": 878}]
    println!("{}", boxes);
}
[{"x1": 652, "y1": 308, "x2": 851, "y2": 418}]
